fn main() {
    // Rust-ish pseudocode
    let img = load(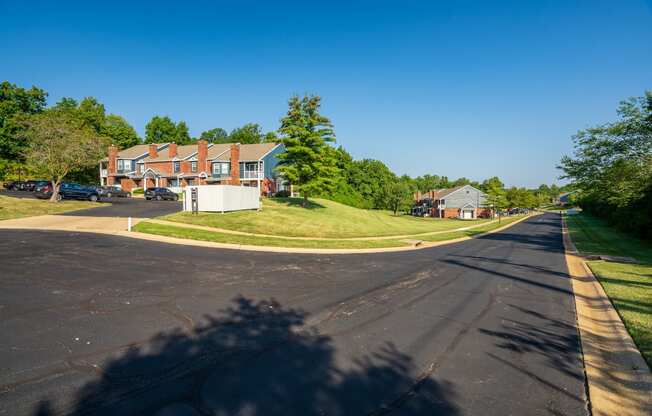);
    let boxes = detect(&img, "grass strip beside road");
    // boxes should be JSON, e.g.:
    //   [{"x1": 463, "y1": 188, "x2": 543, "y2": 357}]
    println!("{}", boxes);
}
[
  {"x1": 566, "y1": 213, "x2": 652, "y2": 367},
  {"x1": 161, "y1": 197, "x2": 492, "y2": 239},
  {"x1": 132, "y1": 221, "x2": 410, "y2": 249},
  {"x1": 0, "y1": 194, "x2": 101, "y2": 220}
]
